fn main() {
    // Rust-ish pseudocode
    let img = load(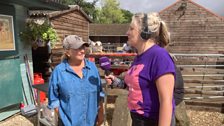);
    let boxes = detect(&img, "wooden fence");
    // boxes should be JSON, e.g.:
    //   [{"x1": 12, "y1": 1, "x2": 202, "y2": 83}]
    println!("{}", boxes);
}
[{"x1": 172, "y1": 53, "x2": 224, "y2": 112}]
